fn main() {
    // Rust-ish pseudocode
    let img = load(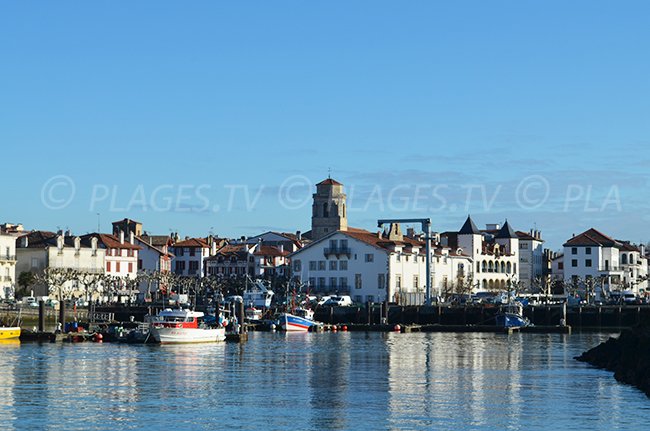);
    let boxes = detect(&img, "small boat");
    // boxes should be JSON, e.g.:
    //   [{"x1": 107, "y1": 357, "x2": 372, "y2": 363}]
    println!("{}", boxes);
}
[
  {"x1": 495, "y1": 302, "x2": 530, "y2": 328},
  {"x1": 245, "y1": 307, "x2": 263, "y2": 322},
  {"x1": 278, "y1": 307, "x2": 320, "y2": 332},
  {"x1": 0, "y1": 327, "x2": 21, "y2": 340},
  {"x1": 149, "y1": 308, "x2": 225, "y2": 344}
]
